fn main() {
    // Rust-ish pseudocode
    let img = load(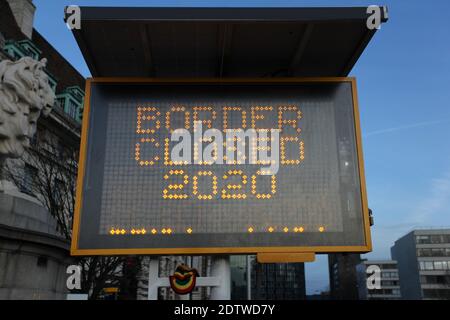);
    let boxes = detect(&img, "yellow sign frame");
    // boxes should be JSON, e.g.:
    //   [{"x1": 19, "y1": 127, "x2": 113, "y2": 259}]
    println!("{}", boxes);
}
[{"x1": 71, "y1": 77, "x2": 371, "y2": 256}]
